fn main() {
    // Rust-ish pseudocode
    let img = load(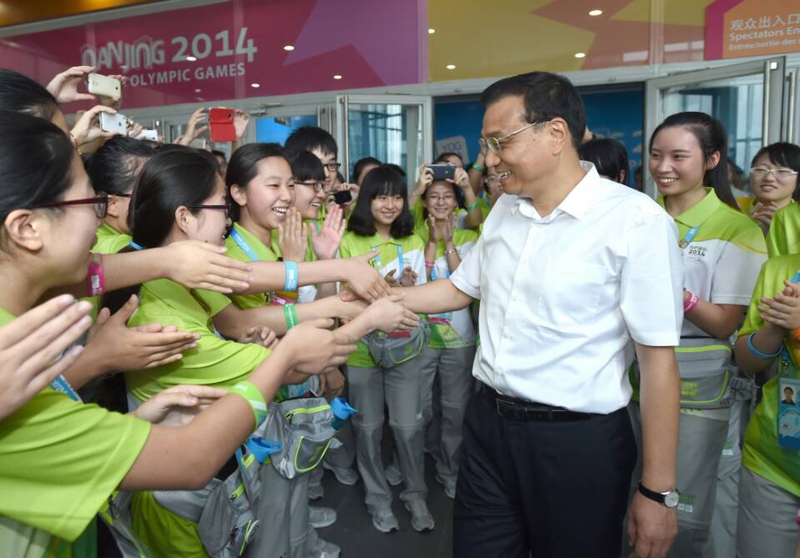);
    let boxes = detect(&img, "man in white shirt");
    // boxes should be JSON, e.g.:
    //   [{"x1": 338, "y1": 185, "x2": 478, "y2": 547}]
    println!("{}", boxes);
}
[{"x1": 395, "y1": 71, "x2": 684, "y2": 558}]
